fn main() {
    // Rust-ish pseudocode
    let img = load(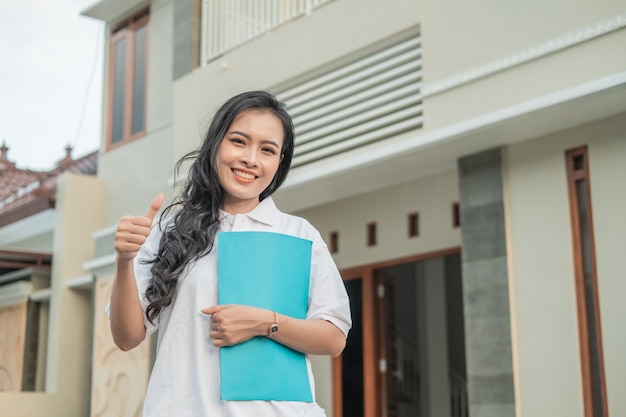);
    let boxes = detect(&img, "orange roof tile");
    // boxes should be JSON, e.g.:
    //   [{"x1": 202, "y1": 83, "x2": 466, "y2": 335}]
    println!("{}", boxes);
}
[{"x1": 0, "y1": 143, "x2": 98, "y2": 227}]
